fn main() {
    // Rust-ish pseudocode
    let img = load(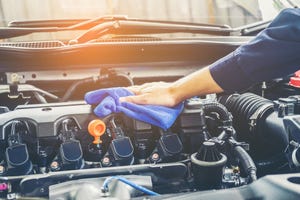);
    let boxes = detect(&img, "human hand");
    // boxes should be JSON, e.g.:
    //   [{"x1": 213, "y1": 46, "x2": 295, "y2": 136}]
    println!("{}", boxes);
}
[
  {"x1": 119, "y1": 81, "x2": 179, "y2": 107},
  {"x1": 85, "y1": 87, "x2": 183, "y2": 130},
  {"x1": 119, "y1": 67, "x2": 224, "y2": 107}
]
